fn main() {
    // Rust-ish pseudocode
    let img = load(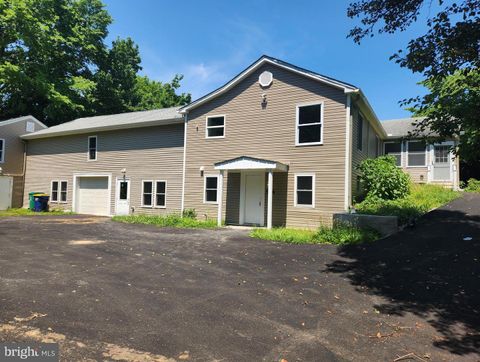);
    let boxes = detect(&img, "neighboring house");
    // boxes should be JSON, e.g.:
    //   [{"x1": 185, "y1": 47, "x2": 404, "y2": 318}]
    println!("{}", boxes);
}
[
  {"x1": 19, "y1": 55, "x2": 459, "y2": 228},
  {"x1": 0, "y1": 116, "x2": 47, "y2": 210},
  {"x1": 382, "y1": 118, "x2": 459, "y2": 188},
  {"x1": 21, "y1": 109, "x2": 184, "y2": 216}
]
